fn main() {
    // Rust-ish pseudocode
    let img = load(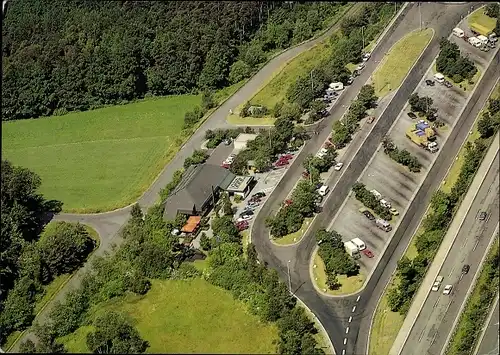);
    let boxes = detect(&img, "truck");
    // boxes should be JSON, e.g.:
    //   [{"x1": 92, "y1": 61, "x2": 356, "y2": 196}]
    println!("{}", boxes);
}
[
  {"x1": 351, "y1": 238, "x2": 366, "y2": 251},
  {"x1": 477, "y1": 35, "x2": 489, "y2": 45},
  {"x1": 344, "y1": 241, "x2": 361, "y2": 259},
  {"x1": 406, "y1": 120, "x2": 439, "y2": 153},
  {"x1": 375, "y1": 218, "x2": 392, "y2": 232}
]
